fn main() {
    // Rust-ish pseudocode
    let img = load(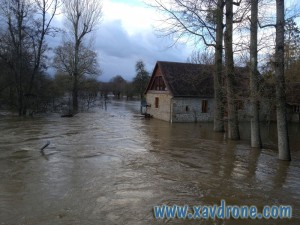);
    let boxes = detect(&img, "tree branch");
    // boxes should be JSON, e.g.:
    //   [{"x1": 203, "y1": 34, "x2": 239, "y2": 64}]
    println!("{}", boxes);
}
[{"x1": 258, "y1": 19, "x2": 276, "y2": 29}]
